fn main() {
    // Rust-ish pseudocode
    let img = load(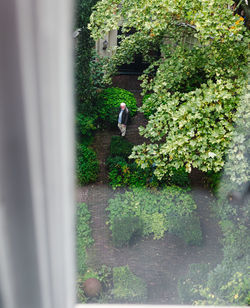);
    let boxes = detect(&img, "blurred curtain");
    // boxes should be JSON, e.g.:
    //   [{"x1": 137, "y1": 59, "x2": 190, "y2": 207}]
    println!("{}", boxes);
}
[{"x1": 0, "y1": 0, "x2": 75, "y2": 308}]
